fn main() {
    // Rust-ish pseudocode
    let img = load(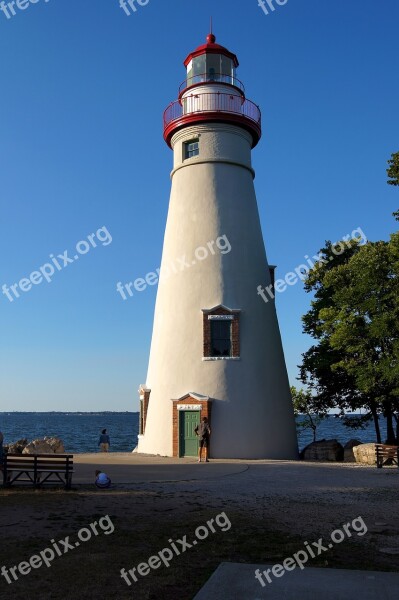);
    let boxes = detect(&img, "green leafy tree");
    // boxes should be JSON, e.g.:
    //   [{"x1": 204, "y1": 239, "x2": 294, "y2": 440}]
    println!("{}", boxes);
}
[
  {"x1": 299, "y1": 240, "x2": 377, "y2": 431},
  {"x1": 291, "y1": 386, "x2": 327, "y2": 442},
  {"x1": 387, "y1": 151, "x2": 399, "y2": 186},
  {"x1": 387, "y1": 151, "x2": 399, "y2": 222},
  {"x1": 299, "y1": 232, "x2": 399, "y2": 444},
  {"x1": 320, "y1": 238, "x2": 399, "y2": 443}
]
